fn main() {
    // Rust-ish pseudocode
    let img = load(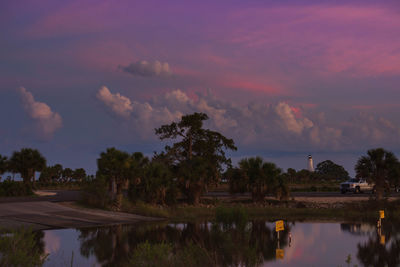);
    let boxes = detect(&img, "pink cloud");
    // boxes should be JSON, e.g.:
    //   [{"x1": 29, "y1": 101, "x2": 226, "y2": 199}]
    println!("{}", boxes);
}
[
  {"x1": 67, "y1": 41, "x2": 137, "y2": 71},
  {"x1": 216, "y1": 74, "x2": 286, "y2": 95},
  {"x1": 225, "y1": 5, "x2": 400, "y2": 77},
  {"x1": 24, "y1": 1, "x2": 129, "y2": 38}
]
